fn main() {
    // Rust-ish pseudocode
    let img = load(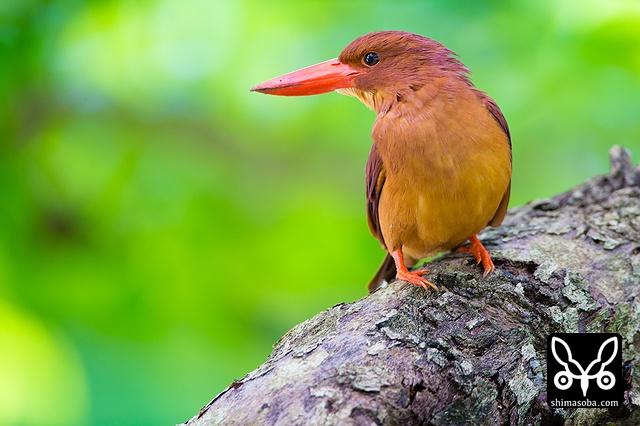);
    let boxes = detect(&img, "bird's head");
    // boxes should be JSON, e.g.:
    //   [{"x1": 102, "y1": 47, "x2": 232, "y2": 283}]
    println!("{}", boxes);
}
[{"x1": 251, "y1": 31, "x2": 470, "y2": 113}]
